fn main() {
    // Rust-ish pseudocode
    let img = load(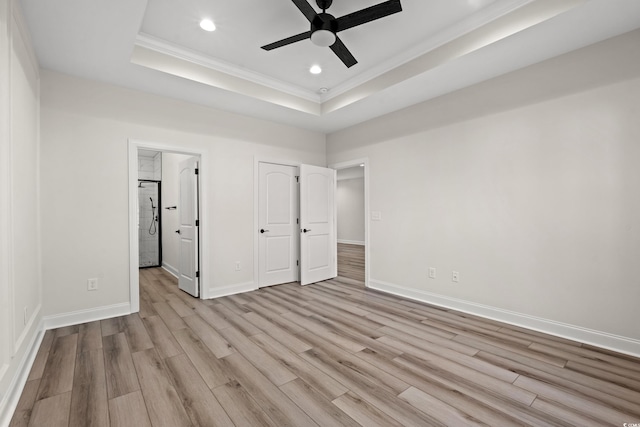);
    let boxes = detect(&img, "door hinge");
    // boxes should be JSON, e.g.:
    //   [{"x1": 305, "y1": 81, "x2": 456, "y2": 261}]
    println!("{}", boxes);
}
[
  {"x1": 196, "y1": 271, "x2": 200, "y2": 278},
  {"x1": 195, "y1": 168, "x2": 199, "y2": 175},
  {"x1": 195, "y1": 219, "x2": 199, "y2": 226},
  {"x1": 296, "y1": 260, "x2": 299, "y2": 266},
  {"x1": 296, "y1": 218, "x2": 299, "y2": 224},
  {"x1": 295, "y1": 175, "x2": 299, "y2": 183}
]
